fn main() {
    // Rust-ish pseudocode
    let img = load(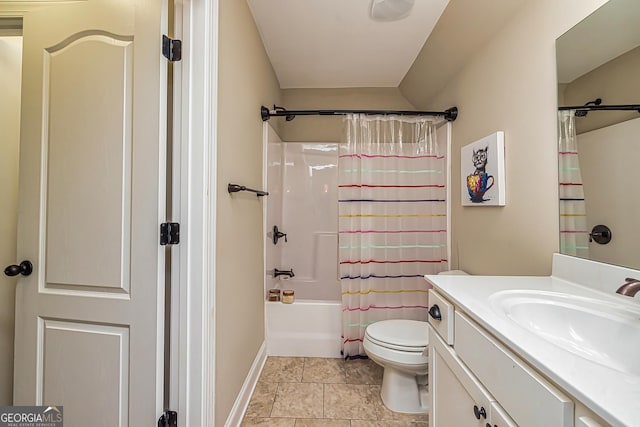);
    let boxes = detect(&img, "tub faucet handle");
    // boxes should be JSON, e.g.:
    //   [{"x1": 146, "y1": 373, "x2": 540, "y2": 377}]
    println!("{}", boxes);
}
[
  {"x1": 273, "y1": 225, "x2": 288, "y2": 244},
  {"x1": 274, "y1": 268, "x2": 294, "y2": 278}
]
